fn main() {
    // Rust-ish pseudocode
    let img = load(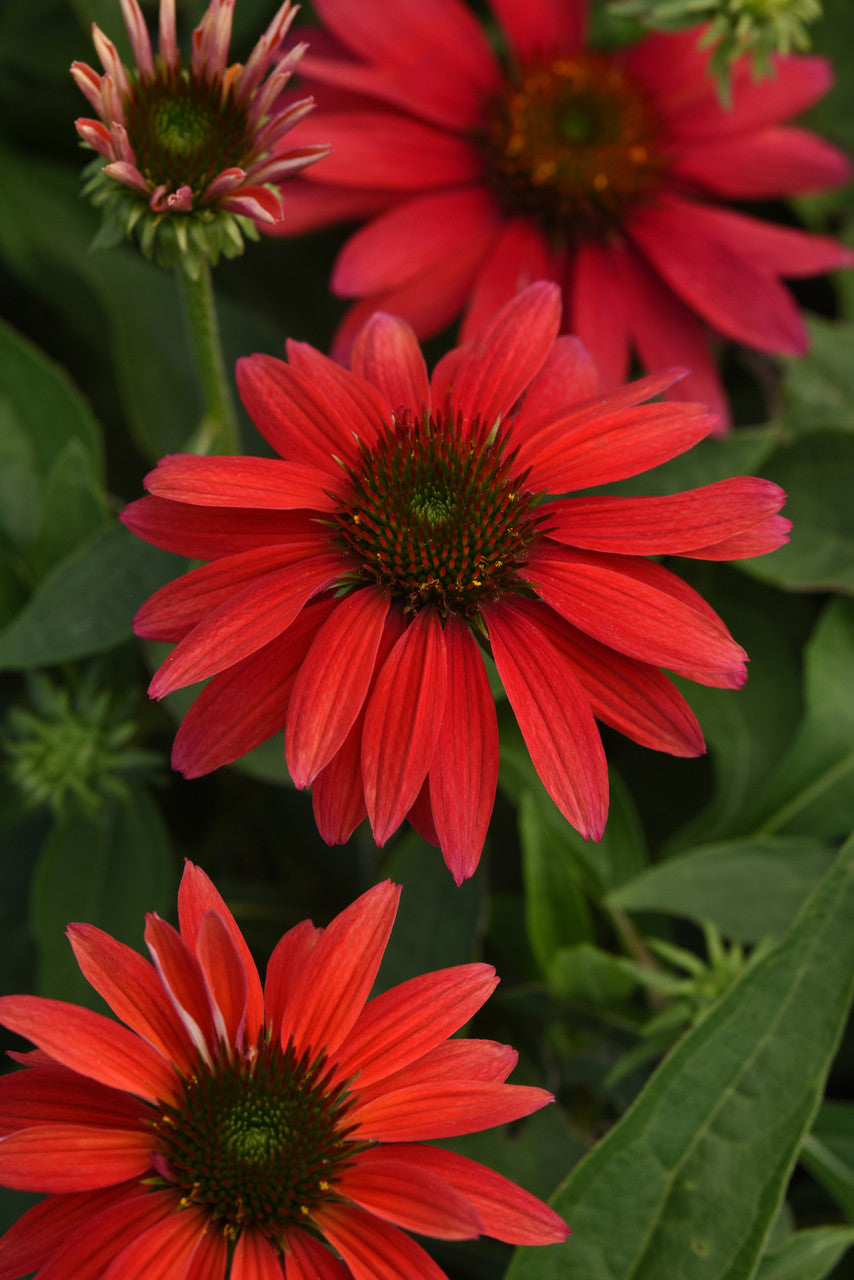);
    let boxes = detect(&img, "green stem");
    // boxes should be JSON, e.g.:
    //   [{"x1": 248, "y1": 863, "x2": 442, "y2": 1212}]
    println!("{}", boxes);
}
[{"x1": 176, "y1": 260, "x2": 240, "y2": 454}]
